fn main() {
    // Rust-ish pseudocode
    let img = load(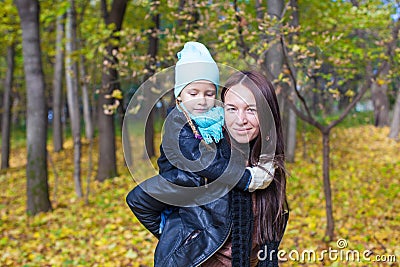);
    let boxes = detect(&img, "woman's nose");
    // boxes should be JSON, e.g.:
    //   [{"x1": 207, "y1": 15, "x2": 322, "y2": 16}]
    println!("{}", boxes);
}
[{"x1": 237, "y1": 110, "x2": 248, "y2": 124}]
